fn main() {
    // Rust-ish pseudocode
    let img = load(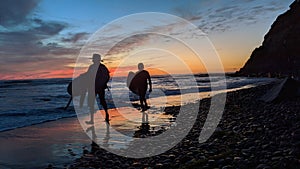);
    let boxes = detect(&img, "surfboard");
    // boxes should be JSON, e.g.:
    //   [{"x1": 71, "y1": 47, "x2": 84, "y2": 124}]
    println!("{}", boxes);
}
[
  {"x1": 67, "y1": 73, "x2": 88, "y2": 96},
  {"x1": 127, "y1": 70, "x2": 150, "y2": 96},
  {"x1": 65, "y1": 73, "x2": 88, "y2": 109},
  {"x1": 127, "y1": 71, "x2": 139, "y2": 95}
]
